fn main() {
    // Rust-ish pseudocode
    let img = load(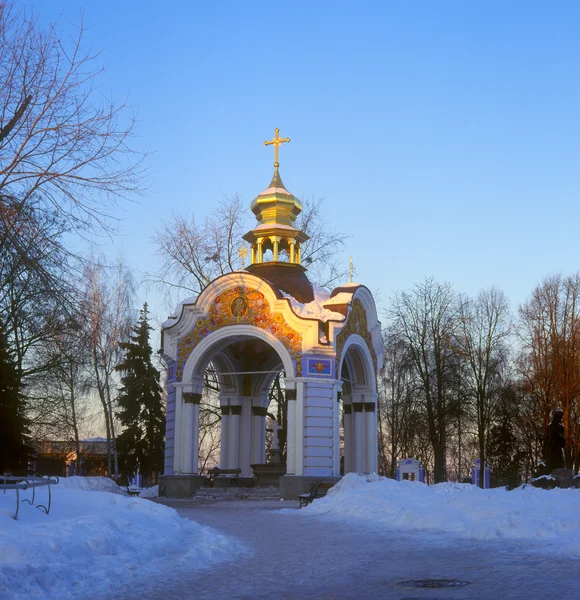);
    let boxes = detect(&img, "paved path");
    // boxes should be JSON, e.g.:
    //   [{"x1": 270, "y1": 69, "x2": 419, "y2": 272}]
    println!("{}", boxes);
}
[{"x1": 109, "y1": 499, "x2": 579, "y2": 600}]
